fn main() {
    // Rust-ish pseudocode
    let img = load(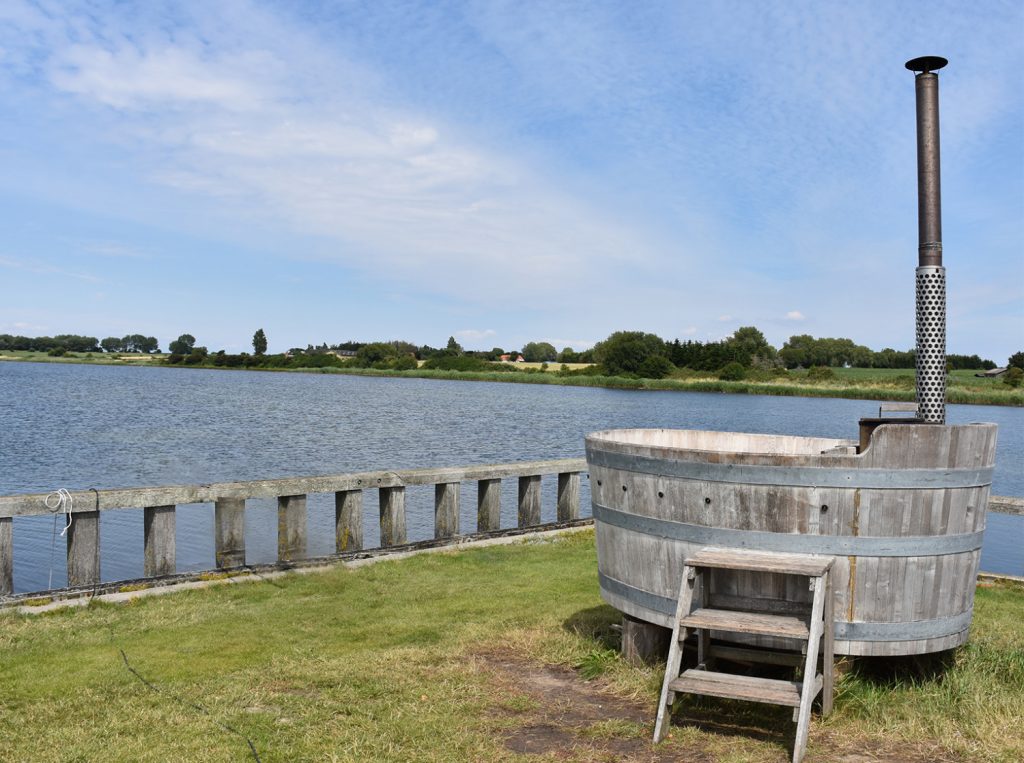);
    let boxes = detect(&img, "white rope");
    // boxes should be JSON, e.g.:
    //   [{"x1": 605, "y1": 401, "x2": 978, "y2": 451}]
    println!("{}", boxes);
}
[
  {"x1": 45, "y1": 489, "x2": 74, "y2": 589},
  {"x1": 45, "y1": 488, "x2": 74, "y2": 536}
]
